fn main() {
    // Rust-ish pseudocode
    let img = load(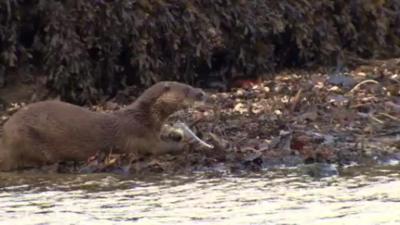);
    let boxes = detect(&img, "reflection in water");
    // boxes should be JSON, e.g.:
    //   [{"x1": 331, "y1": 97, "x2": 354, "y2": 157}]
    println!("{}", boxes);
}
[{"x1": 1, "y1": 165, "x2": 400, "y2": 225}]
